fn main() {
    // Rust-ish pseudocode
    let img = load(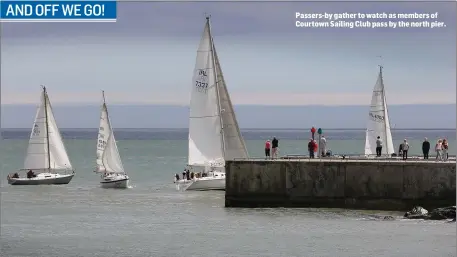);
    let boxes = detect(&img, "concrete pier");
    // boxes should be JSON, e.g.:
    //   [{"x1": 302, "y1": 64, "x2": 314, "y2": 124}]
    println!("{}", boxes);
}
[{"x1": 225, "y1": 158, "x2": 456, "y2": 211}]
